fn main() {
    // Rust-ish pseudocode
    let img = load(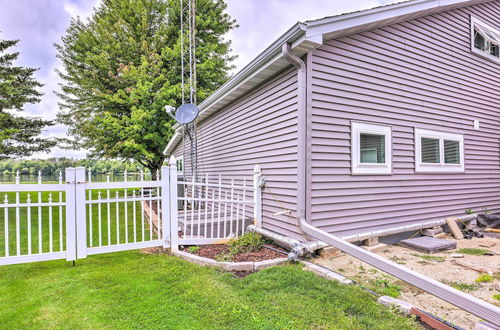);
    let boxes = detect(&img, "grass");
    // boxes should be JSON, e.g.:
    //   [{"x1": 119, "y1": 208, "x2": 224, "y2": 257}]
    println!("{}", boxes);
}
[
  {"x1": 457, "y1": 248, "x2": 491, "y2": 256},
  {"x1": 493, "y1": 294, "x2": 500, "y2": 301},
  {"x1": 0, "y1": 251, "x2": 420, "y2": 329},
  {"x1": 410, "y1": 253, "x2": 446, "y2": 262}
]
